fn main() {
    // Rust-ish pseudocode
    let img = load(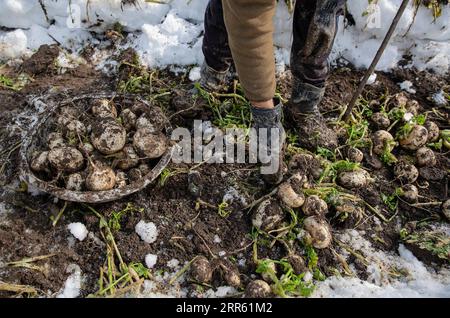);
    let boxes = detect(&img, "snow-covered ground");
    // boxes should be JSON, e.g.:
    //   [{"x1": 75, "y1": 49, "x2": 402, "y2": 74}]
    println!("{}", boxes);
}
[
  {"x1": 0, "y1": 0, "x2": 449, "y2": 74},
  {"x1": 313, "y1": 230, "x2": 450, "y2": 298}
]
